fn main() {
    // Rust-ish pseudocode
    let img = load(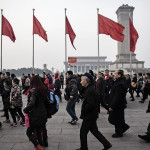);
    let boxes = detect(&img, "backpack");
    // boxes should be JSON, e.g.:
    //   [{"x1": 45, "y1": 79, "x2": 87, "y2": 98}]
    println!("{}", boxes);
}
[{"x1": 46, "y1": 91, "x2": 59, "y2": 118}]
